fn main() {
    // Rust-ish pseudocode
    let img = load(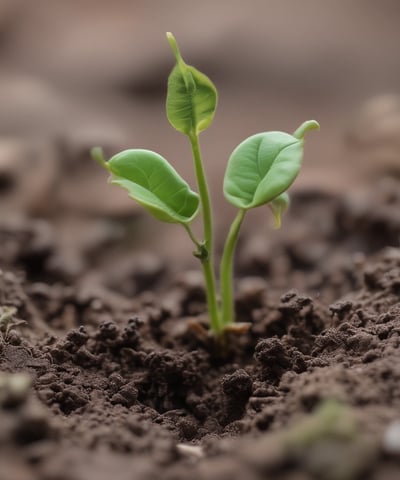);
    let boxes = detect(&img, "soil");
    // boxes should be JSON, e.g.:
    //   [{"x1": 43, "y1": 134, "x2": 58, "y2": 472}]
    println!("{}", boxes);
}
[
  {"x1": 0, "y1": 172, "x2": 399, "y2": 480},
  {"x1": 1, "y1": 2, "x2": 400, "y2": 479}
]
